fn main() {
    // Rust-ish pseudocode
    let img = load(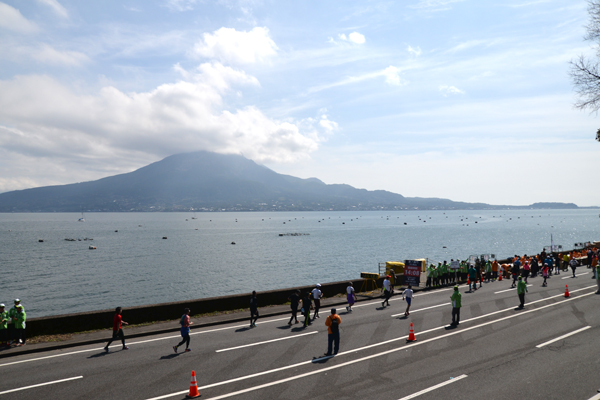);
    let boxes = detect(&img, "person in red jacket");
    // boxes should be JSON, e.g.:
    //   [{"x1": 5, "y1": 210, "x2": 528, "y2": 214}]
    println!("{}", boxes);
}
[{"x1": 104, "y1": 307, "x2": 129, "y2": 352}]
